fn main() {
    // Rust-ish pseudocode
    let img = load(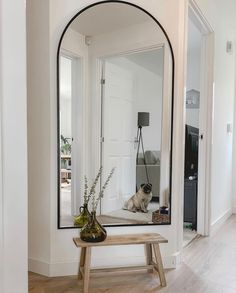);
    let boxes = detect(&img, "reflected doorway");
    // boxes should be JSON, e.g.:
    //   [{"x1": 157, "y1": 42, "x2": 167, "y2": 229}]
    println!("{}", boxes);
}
[
  {"x1": 59, "y1": 53, "x2": 84, "y2": 227},
  {"x1": 100, "y1": 48, "x2": 165, "y2": 224}
]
